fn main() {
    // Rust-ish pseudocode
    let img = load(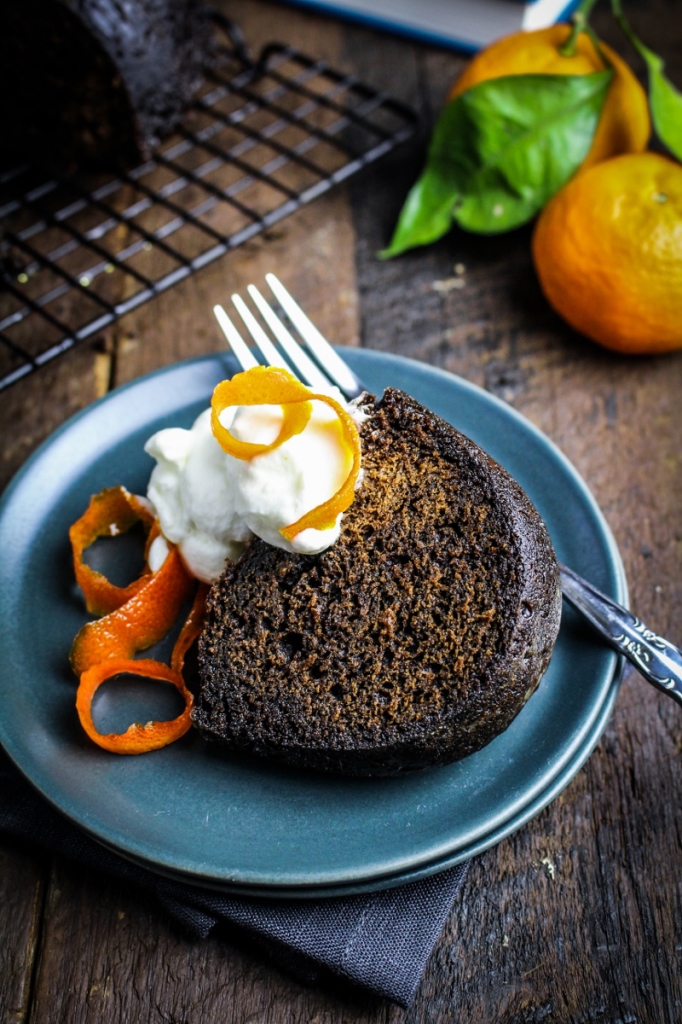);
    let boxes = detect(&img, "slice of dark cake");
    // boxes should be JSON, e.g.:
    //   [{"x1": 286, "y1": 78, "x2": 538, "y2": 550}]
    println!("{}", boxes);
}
[
  {"x1": 0, "y1": 0, "x2": 214, "y2": 171},
  {"x1": 193, "y1": 388, "x2": 562, "y2": 776}
]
